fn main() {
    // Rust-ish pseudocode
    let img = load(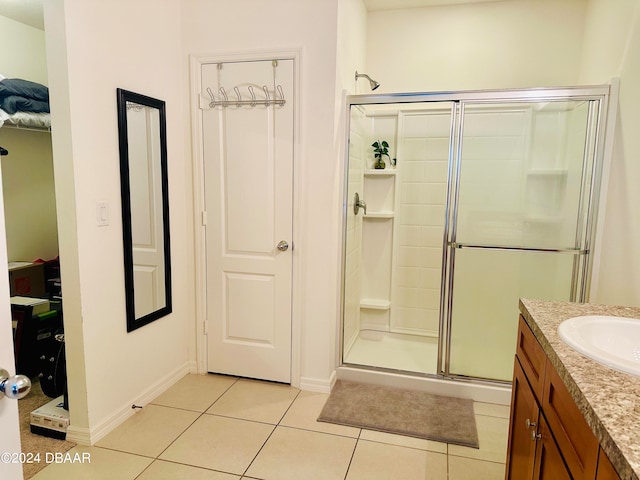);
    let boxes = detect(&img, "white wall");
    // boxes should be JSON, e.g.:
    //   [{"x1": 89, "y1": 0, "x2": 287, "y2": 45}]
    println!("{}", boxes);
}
[
  {"x1": 337, "y1": 0, "x2": 368, "y2": 93},
  {"x1": 44, "y1": 0, "x2": 192, "y2": 443},
  {"x1": 580, "y1": 0, "x2": 640, "y2": 306},
  {"x1": 366, "y1": 0, "x2": 587, "y2": 93},
  {"x1": 1, "y1": 129, "x2": 58, "y2": 262},
  {"x1": 336, "y1": 0, "x2": 367, "y2": 365},
  {"x1": 181, "y1": 0, "x2": 342, "y2": 389},
  {"x1": 0, "y1": 16, "x2": 58, "y2": 263},
  {"x1": 0, "y1": 15, "x2": 48, "y2": 84}
]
